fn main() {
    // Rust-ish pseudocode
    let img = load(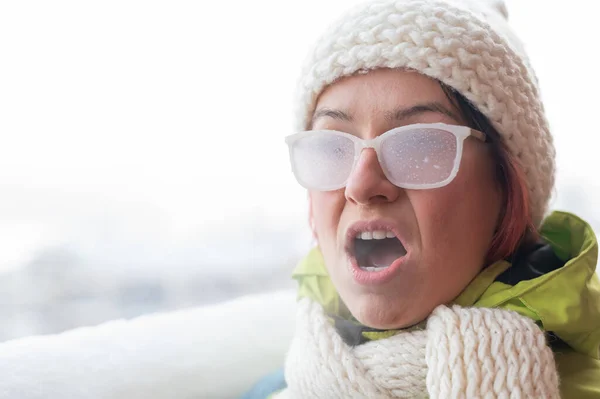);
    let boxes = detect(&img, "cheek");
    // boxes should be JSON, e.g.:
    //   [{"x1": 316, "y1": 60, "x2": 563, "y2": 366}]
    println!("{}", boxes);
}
[
  {"x1": 410, "y1": 150, "x2": 501, "y2": 270},
  {"x1": 310, "y1": 191, "x2": 346, "y2": 243}
]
